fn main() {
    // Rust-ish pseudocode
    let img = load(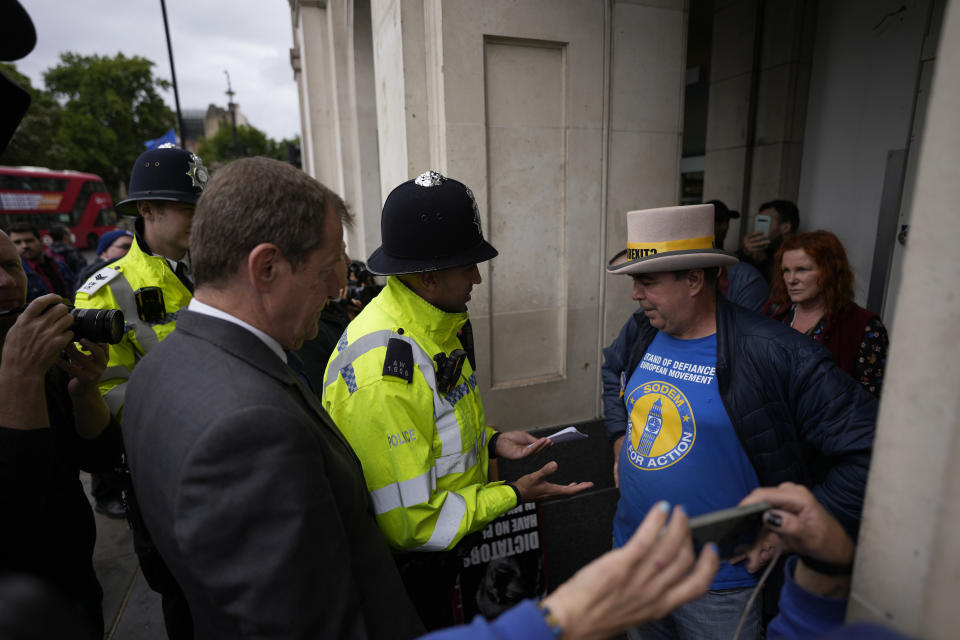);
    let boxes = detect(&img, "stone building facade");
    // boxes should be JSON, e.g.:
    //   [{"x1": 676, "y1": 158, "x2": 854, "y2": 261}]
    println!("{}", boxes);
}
[{"x1": 288, "y1": 2, "x2": 960, "y2": 635}]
